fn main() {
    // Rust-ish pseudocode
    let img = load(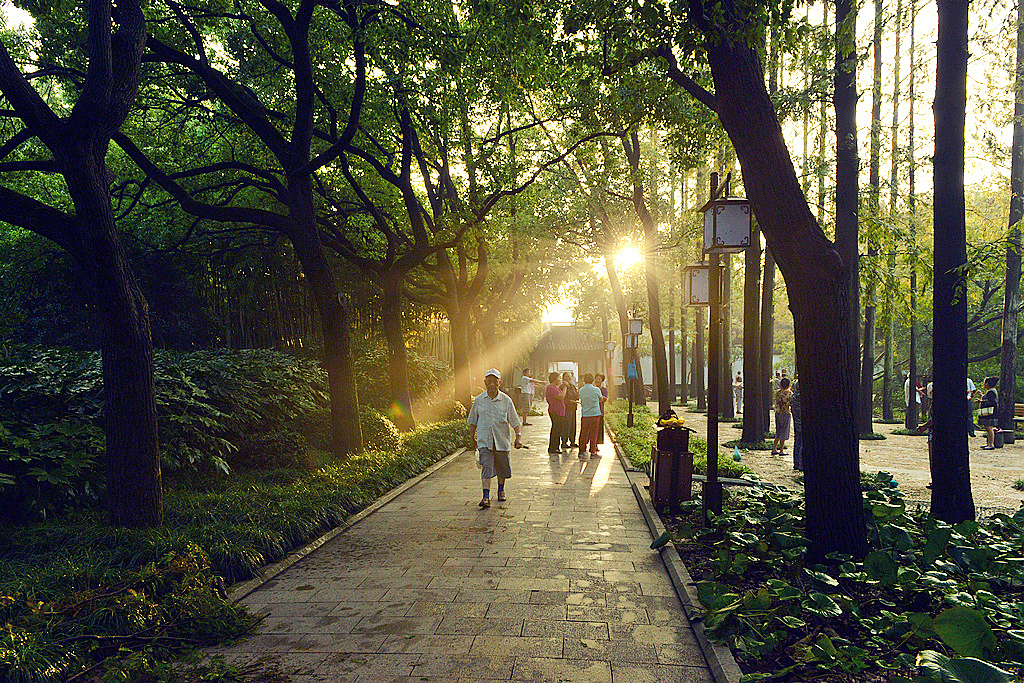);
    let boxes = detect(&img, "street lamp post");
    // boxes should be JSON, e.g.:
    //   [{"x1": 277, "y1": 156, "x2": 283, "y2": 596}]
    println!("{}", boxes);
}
[{"x1": 699, "y1": 171, "x2": 752, "y2": 517}]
